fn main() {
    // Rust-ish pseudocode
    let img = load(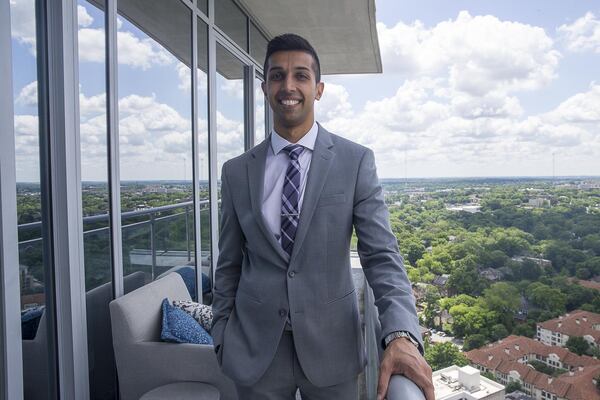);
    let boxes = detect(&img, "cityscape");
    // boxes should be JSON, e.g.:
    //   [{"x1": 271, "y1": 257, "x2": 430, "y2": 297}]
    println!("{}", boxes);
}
[{"x1": 16, "y1": 176, "x2": 600, "y2": 399}]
